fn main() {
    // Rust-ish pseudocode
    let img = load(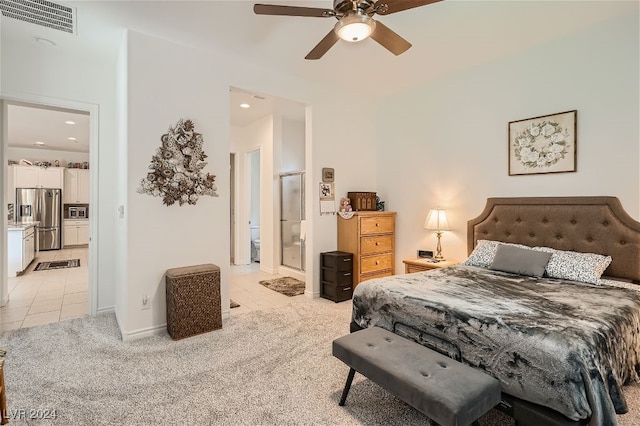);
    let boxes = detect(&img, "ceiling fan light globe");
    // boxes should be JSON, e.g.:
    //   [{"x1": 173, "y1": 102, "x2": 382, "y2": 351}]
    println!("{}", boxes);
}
[{"x1": 334, "y1": 15, "x2": 375, "y2": 42}]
